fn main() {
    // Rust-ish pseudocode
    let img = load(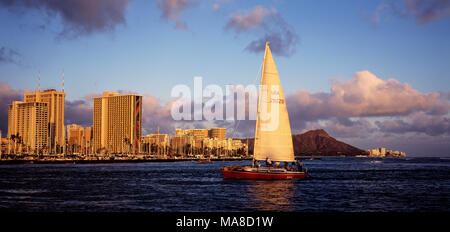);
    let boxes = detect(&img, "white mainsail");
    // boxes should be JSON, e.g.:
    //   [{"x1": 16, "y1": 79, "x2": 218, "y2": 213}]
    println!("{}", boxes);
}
[{"x1": 254, "y1": 42, "x2": 295, "y2": 162}]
